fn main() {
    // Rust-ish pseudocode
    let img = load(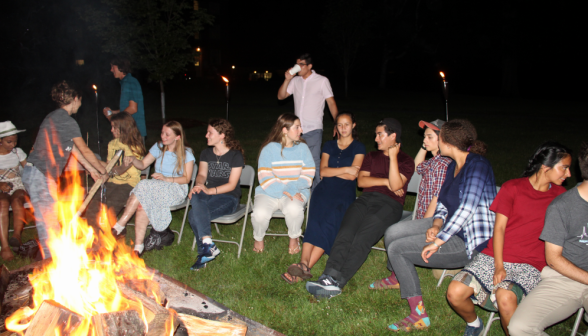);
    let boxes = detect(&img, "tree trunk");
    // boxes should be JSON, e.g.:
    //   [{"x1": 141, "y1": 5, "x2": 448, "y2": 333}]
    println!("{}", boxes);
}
[{"x1": 160, "y1": 80, "x2": 166, "y2": 124}]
